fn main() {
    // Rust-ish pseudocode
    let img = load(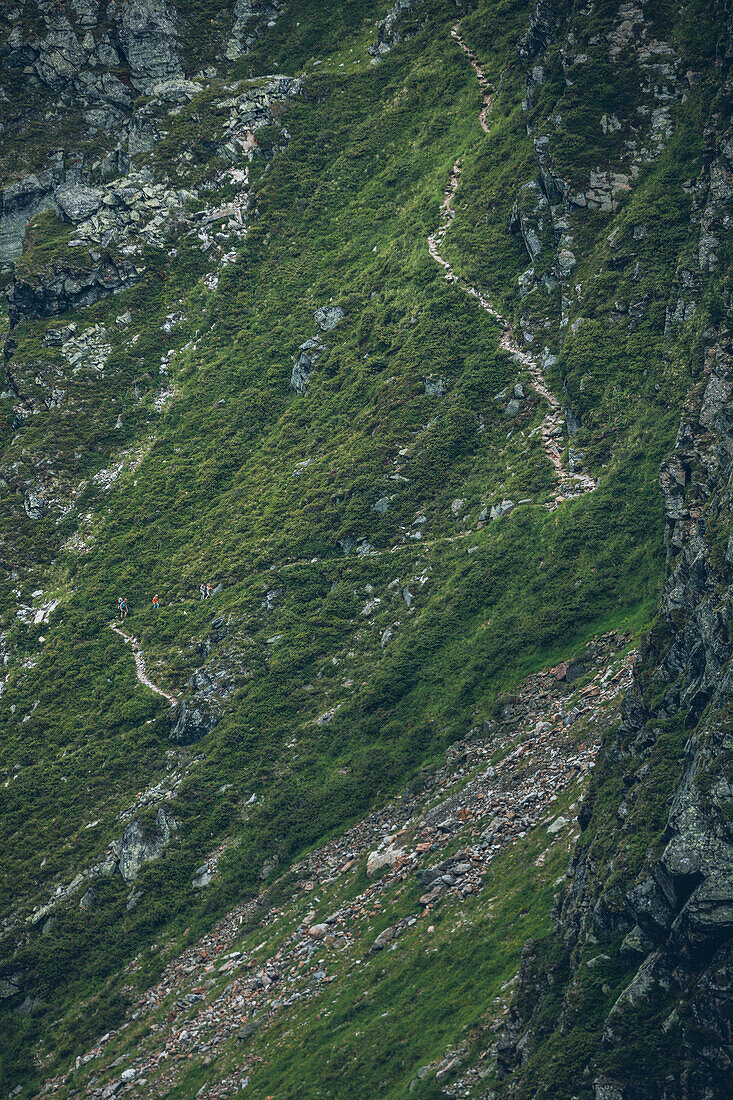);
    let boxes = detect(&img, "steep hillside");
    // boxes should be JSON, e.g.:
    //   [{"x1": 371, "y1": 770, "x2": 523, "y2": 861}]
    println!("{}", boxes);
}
[{"x1": 0, "y1": 0, "x2": 731, "y2": 1097}]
